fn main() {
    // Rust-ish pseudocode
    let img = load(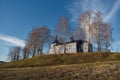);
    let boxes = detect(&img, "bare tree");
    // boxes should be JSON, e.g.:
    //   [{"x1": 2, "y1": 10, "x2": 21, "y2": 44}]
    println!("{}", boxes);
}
[
  {"x1": 74, "y1": 27, "x2": 86, "y2": 40},
  {"x1": 91, "y1": 11, "x2": 114, "y2": 52},
  {"x1": 92, "y1": 22, "x2": 102, "y2": 52},
  {"x1": 46, "y1": 35, "x2": 53, "y2": 53},
  {"x1": 26, "y1": 27, "x2": 38, "y2": 57},
  {"x1": 80, "y1": 11, "x2": 92, "y2": 43},
  {"x1": 92, "y1": 11, "x2": 104, "y2": 52},
  {"x1": 26, "y1": 26, "x2": 51, "y2": 57},
  {"x1": 102, "y1": 23, "x2": 113, "y2": 52},
  {"x1": 16, "y1": 47, "x2": 21, "y2": 61},
  {"x1": 55, "y1": 16, "x2": 71, "y2": 53},
  {"x1": 79, "y1": 11, "x2": 94, "y2": 52},
  {"x1": 8, "y1": 46, "x2": 21, "y2": 61},
  {"x1": 79, "y1": 11, "x2": 113, "y2": 52},
  {"x1": 37, "y1": 26, "x2": 51, "y2": 54},
  {"x1": 8, "y1": 48, "x2": 15, "y2": 61},
  {"x1": 23, "y1": 45, "x2": 29, "y2": 59}
]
